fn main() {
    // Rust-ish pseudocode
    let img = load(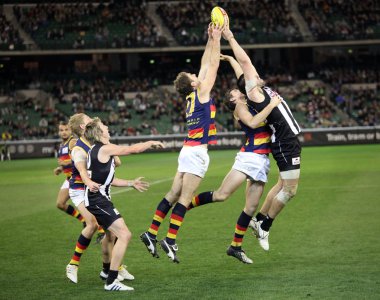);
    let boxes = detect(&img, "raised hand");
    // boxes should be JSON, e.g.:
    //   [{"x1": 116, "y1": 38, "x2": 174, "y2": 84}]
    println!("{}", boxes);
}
[
  {"x1": 149, "y1": 141, "x2": 165, "y2": 149},
  {"x1": 220, "y1": 54, "x2": 233, "y2": 61},
  {"x1": 54, "y1": 167, "x2": 62, "y2": 176},
  {"x1": 269, "y1": 95, "x2": 282, "y2": 108},
  {"x1": 211, "y1": 23, "x2": 222, "y2": 40},
  {"x1": 208, "y1": 23, "x2": 213, "y2": 39},
  {"x1": 131, "y1": 177, "x2": 150, "y2": 192}
]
